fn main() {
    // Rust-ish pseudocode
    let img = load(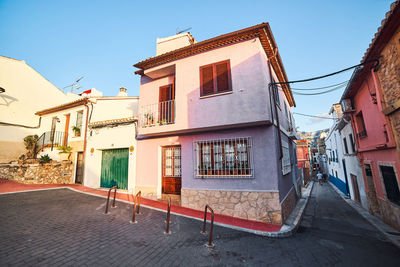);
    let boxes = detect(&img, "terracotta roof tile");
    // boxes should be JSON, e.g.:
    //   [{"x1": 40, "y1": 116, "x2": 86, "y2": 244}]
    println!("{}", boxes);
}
[{"x1": 89, "y1": 117, "x2": 138, "y2": 128}]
